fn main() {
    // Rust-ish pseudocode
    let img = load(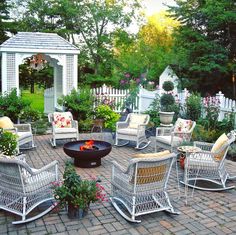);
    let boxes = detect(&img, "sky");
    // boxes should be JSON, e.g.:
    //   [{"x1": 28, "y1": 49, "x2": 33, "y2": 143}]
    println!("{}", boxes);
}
[
  {"x1": 143, "y1": 0, "x2": 176, "y2": 15},
  {"x1": 127, "y1": 0, "x2": 177, "y2": 33}
]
